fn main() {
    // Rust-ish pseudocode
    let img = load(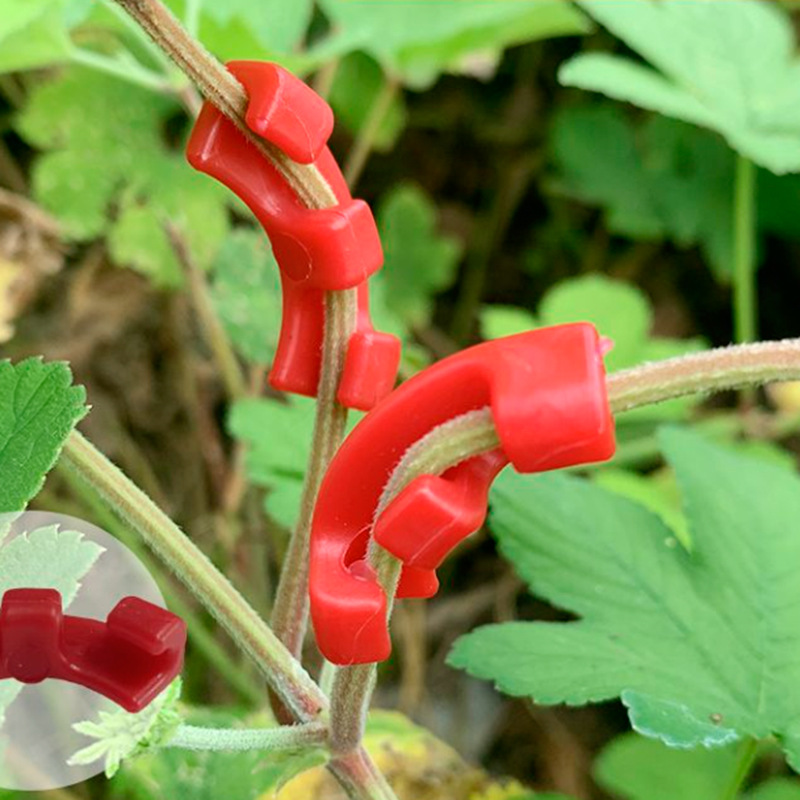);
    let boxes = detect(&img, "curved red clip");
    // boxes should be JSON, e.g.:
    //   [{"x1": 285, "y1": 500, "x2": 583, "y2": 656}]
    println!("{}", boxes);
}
[
  {"x1": 309, "y1": 323, "x2": 616, "y2": 665},
  {"x1": 186, "y1": 61, "x2": 401, "y2": 411},
  {"x1": 0, "y1": 588, "x2": 186, "y2": 712}
]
